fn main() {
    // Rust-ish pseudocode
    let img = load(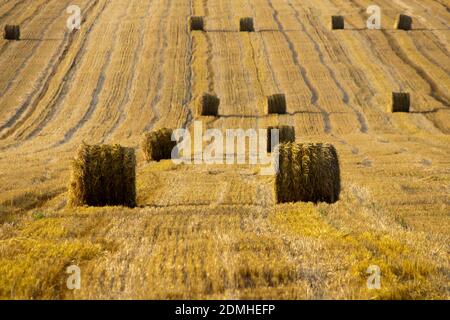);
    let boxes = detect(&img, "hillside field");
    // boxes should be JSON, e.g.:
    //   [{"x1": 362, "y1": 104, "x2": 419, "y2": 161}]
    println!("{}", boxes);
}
[{"x1": 0, "y1": 0, "x2": 449, "y2": 299}]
